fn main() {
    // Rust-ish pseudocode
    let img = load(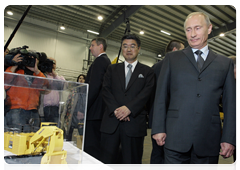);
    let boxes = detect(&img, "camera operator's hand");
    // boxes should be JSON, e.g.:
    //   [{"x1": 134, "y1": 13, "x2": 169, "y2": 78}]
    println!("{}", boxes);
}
[
  {"x1": 12, "y1": 54, "x2": 23, "y2": 64},
  {"x1": 26, "y1": 57, "x2": 40, "y2": 75}
]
